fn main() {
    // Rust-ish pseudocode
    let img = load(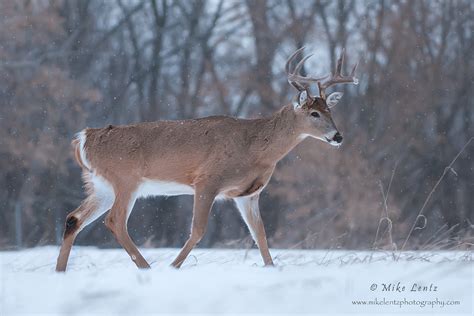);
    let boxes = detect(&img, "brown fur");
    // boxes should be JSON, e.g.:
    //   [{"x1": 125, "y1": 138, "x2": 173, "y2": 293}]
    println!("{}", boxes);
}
[{"x1": 82, "y1": 103, "x2": 335, "y2": 191}]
